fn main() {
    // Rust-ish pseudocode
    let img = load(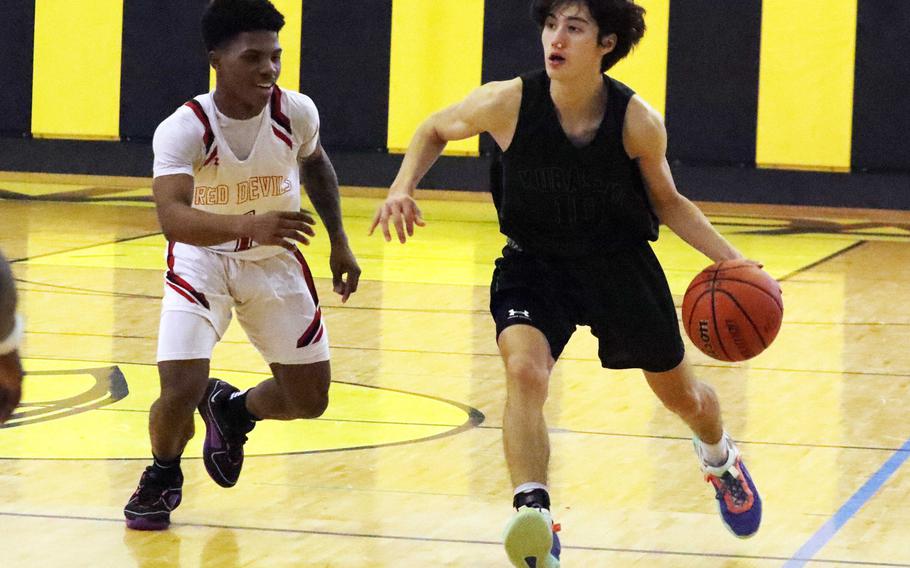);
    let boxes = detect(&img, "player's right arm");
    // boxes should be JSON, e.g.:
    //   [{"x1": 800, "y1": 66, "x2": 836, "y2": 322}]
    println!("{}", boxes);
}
[
  {"x1": 152, "y1": 109, "x2": 315, "y2": 251},
  {"x1": 369, "y1": 78, "x2": 522, "y2": 243},
  {"x1": 152, "y1": 174, "x2": 315, "y2": 251}
]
